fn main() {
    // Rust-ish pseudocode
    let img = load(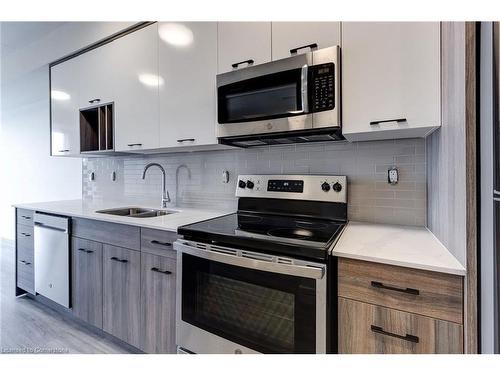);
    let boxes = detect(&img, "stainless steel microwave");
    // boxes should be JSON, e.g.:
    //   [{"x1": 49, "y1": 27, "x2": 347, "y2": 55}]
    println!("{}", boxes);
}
[{"x1": 216, "y1": 46, "x2": 341, "y2": 146}]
